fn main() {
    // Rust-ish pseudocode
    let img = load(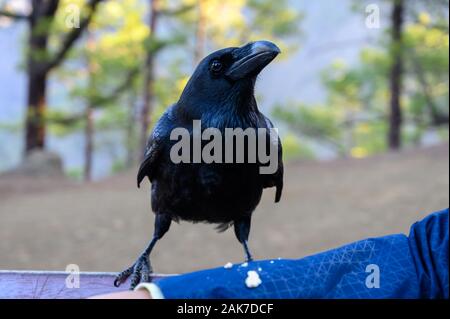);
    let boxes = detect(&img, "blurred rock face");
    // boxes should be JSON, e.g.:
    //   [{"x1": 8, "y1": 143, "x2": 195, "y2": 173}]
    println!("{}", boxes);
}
[{"x1": 8, "y1": 150, "x2": 64, "y2": 178}]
